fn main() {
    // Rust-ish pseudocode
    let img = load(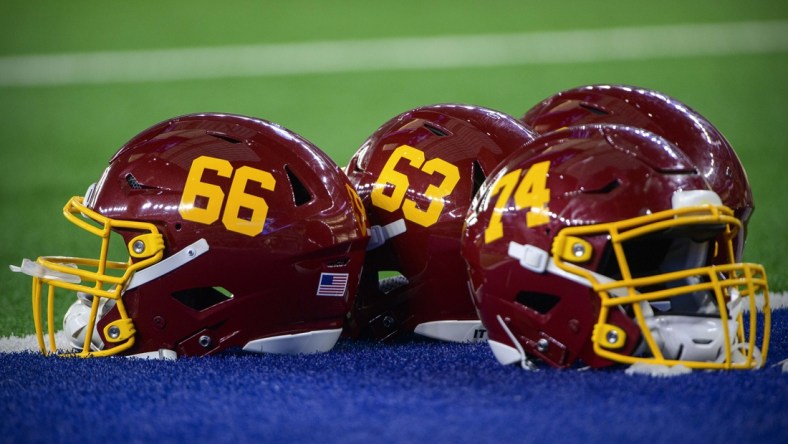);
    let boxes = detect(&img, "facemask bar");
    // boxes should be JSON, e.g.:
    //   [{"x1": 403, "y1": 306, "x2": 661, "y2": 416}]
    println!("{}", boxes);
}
[
  {"x1": 25, "y1": 196, "x2": 164, "y2": 357},
  {"x1": 552, "y1": 203, "x2": 770, "y2": 370}
]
